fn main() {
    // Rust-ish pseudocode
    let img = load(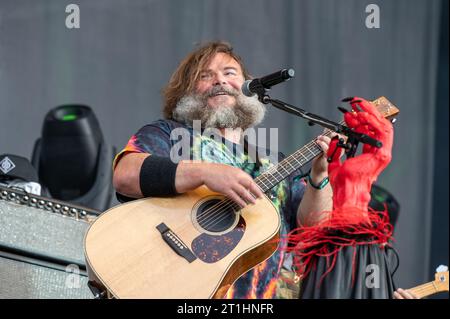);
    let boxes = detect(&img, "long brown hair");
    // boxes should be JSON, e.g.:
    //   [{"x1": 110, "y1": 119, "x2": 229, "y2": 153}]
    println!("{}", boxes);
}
[{"x1": 162, "y1": 41, "x2": 251, "y2": 119}]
